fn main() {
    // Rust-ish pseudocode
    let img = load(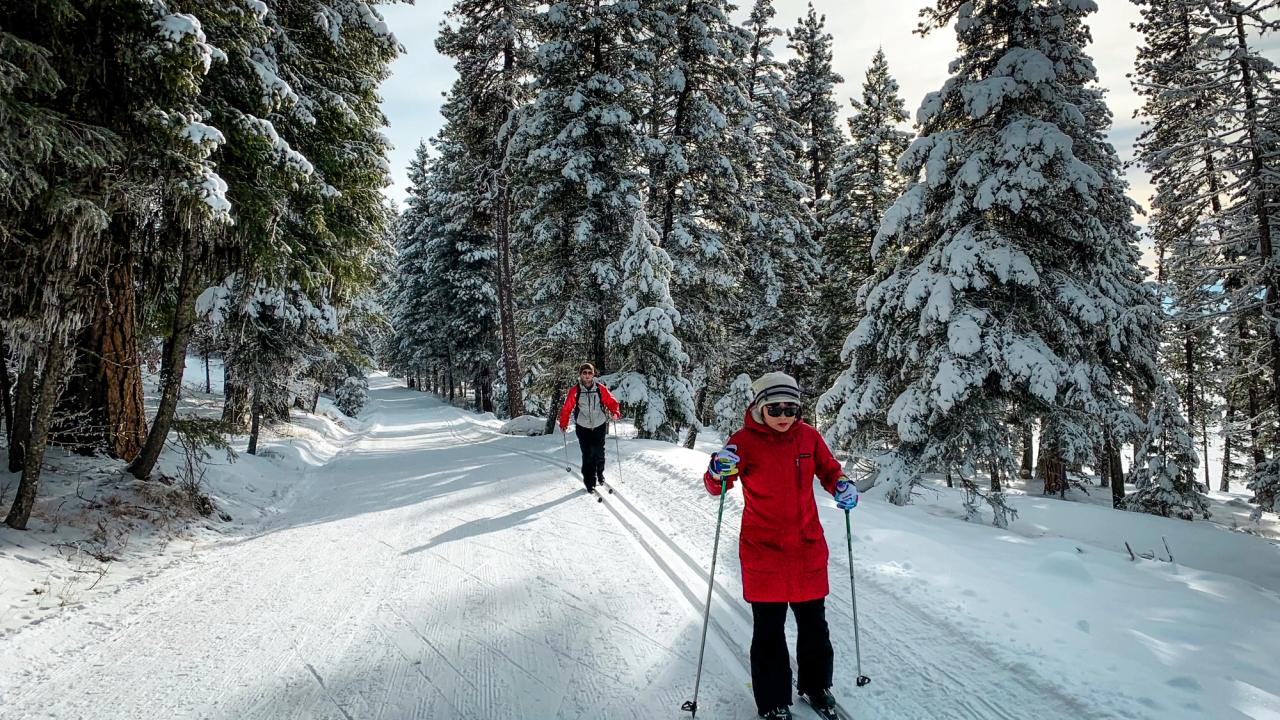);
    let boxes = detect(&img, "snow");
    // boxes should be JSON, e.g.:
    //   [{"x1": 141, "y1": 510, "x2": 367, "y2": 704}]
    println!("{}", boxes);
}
[
  {"x1": 1, "y1": 375, "x2": 1278, "y2": 719},
  {"x1": 498, "y1": 415, "x2": 549, "y2": 436}
]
